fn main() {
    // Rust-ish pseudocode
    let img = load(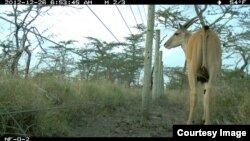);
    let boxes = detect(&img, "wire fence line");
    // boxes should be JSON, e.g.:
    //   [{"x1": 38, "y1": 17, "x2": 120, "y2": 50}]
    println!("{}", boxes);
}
[
  {"x1": 86, "y1": 5, "x2": 120, "y2": 42},
  {"x1": 142, "y1": 5, "x2": 147, "y2": 21},
  {"x1": 129, "y1": 5, "x2": 139, "y2": 26},
  {"x1": 1, "y1": 106, "x2": 27, "y2": 136},
  {"x1": 116, "y1": 5, "x2": 133, "y2": 35},
  {"x1": 137, "y1": 6, "x2": 145, "y2": 25},
  {"x1": 0, "y1": 101, "x2": 106, "y2": 116}
]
